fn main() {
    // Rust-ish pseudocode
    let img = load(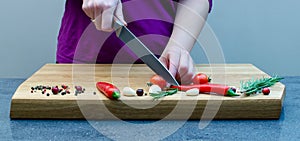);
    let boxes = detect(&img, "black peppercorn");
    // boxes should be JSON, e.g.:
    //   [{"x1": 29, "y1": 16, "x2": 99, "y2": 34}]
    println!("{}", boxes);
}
[
  {"x1": 61, "y1": 92, "x2": 66, "y2": 95},
  {"x1": 136, "y1": 89, "x2": 144, "y2": 96}
]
